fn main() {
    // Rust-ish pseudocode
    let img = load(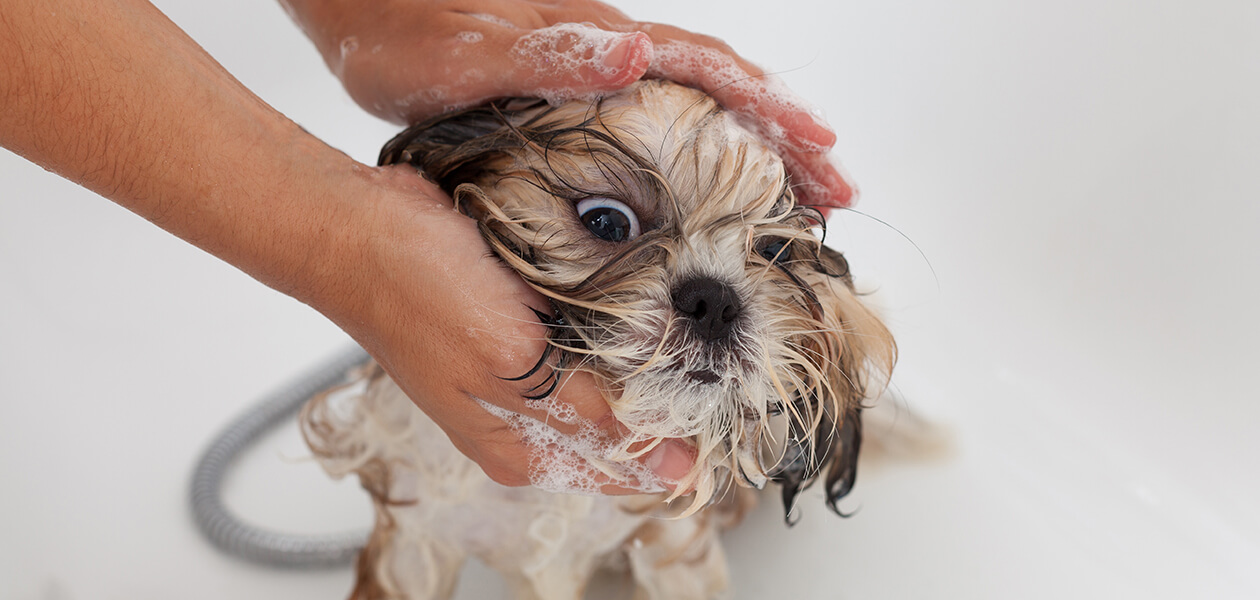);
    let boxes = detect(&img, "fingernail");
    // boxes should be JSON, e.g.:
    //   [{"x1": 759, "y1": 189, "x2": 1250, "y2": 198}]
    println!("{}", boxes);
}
[
  {"x1": 782, "y1": 110, "x2": 836, "y2": 152},
  {"x1": 602, "y1": 32, "x2": 652, "y2": 84},
  {"x1": 811, "y1": 113, "x2": 837, "y2": 146},
  {"x1": 645, "y1": 440, "x2": 693, "y2": 482},
  {"x1": 600, "y1": 32, "x2": 635, "y2": 68}
]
